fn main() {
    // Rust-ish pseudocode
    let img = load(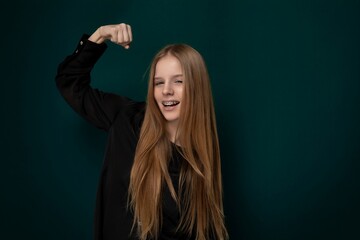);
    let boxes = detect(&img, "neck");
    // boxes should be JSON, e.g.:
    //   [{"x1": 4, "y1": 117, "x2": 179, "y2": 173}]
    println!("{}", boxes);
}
[{"x1": 166, "y1": 121, "x2": 179, "y2": 144}]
